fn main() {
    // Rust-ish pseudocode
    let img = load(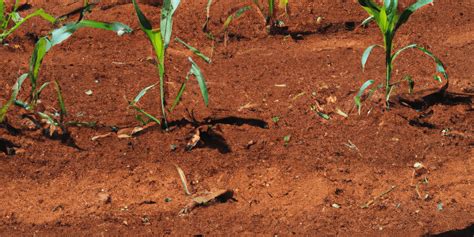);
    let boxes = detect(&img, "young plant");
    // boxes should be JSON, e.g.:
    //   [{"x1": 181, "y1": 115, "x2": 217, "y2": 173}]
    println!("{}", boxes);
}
[
  {"x1": 356, "y1": 0, "x2": 447, "y2": 110},
  {"x1": 222, "y1": 5, "x2": 251, "y2": 47},
  {"x1": 0, "y1": 0, "x2": 56, "y2": 42},
  {"x1": 202, "y1": 0, "x2": 213, "y2": 33},
  {"x1": 131, "y1": 0, "x2": 209, "y2": 129},
  {"x1": 204, "y1": 0, "x2": 289, "y2": 44},
  {"x1": 253, "y1": 0, "x2": 289, "y2": 31},
  {"x1": 5, "y1": 6, "x2": 131, "y2": 131}
]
